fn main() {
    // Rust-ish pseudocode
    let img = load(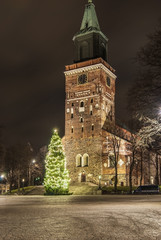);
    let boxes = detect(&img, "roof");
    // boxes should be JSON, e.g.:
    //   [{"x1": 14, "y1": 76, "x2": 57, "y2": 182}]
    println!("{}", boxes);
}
[{"x1": 74, "y1": 1, "x2": 107, "y2": 40}]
